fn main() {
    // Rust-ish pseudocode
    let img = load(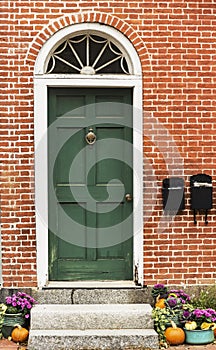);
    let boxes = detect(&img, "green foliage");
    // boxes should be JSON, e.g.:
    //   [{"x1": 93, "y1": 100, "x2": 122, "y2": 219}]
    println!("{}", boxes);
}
[
  {"x1": 6, "y1": 306, "x2": 19, "y2": 314},
  {"x1": 152, "y1": 307, "x2": 178, "y2": 346},
  {"x1": 0, "y1": 304, "x2": 7, "y2": 339},
  {"x1": 191, "y1": 285, "x2": 216, "y2": 310}
]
